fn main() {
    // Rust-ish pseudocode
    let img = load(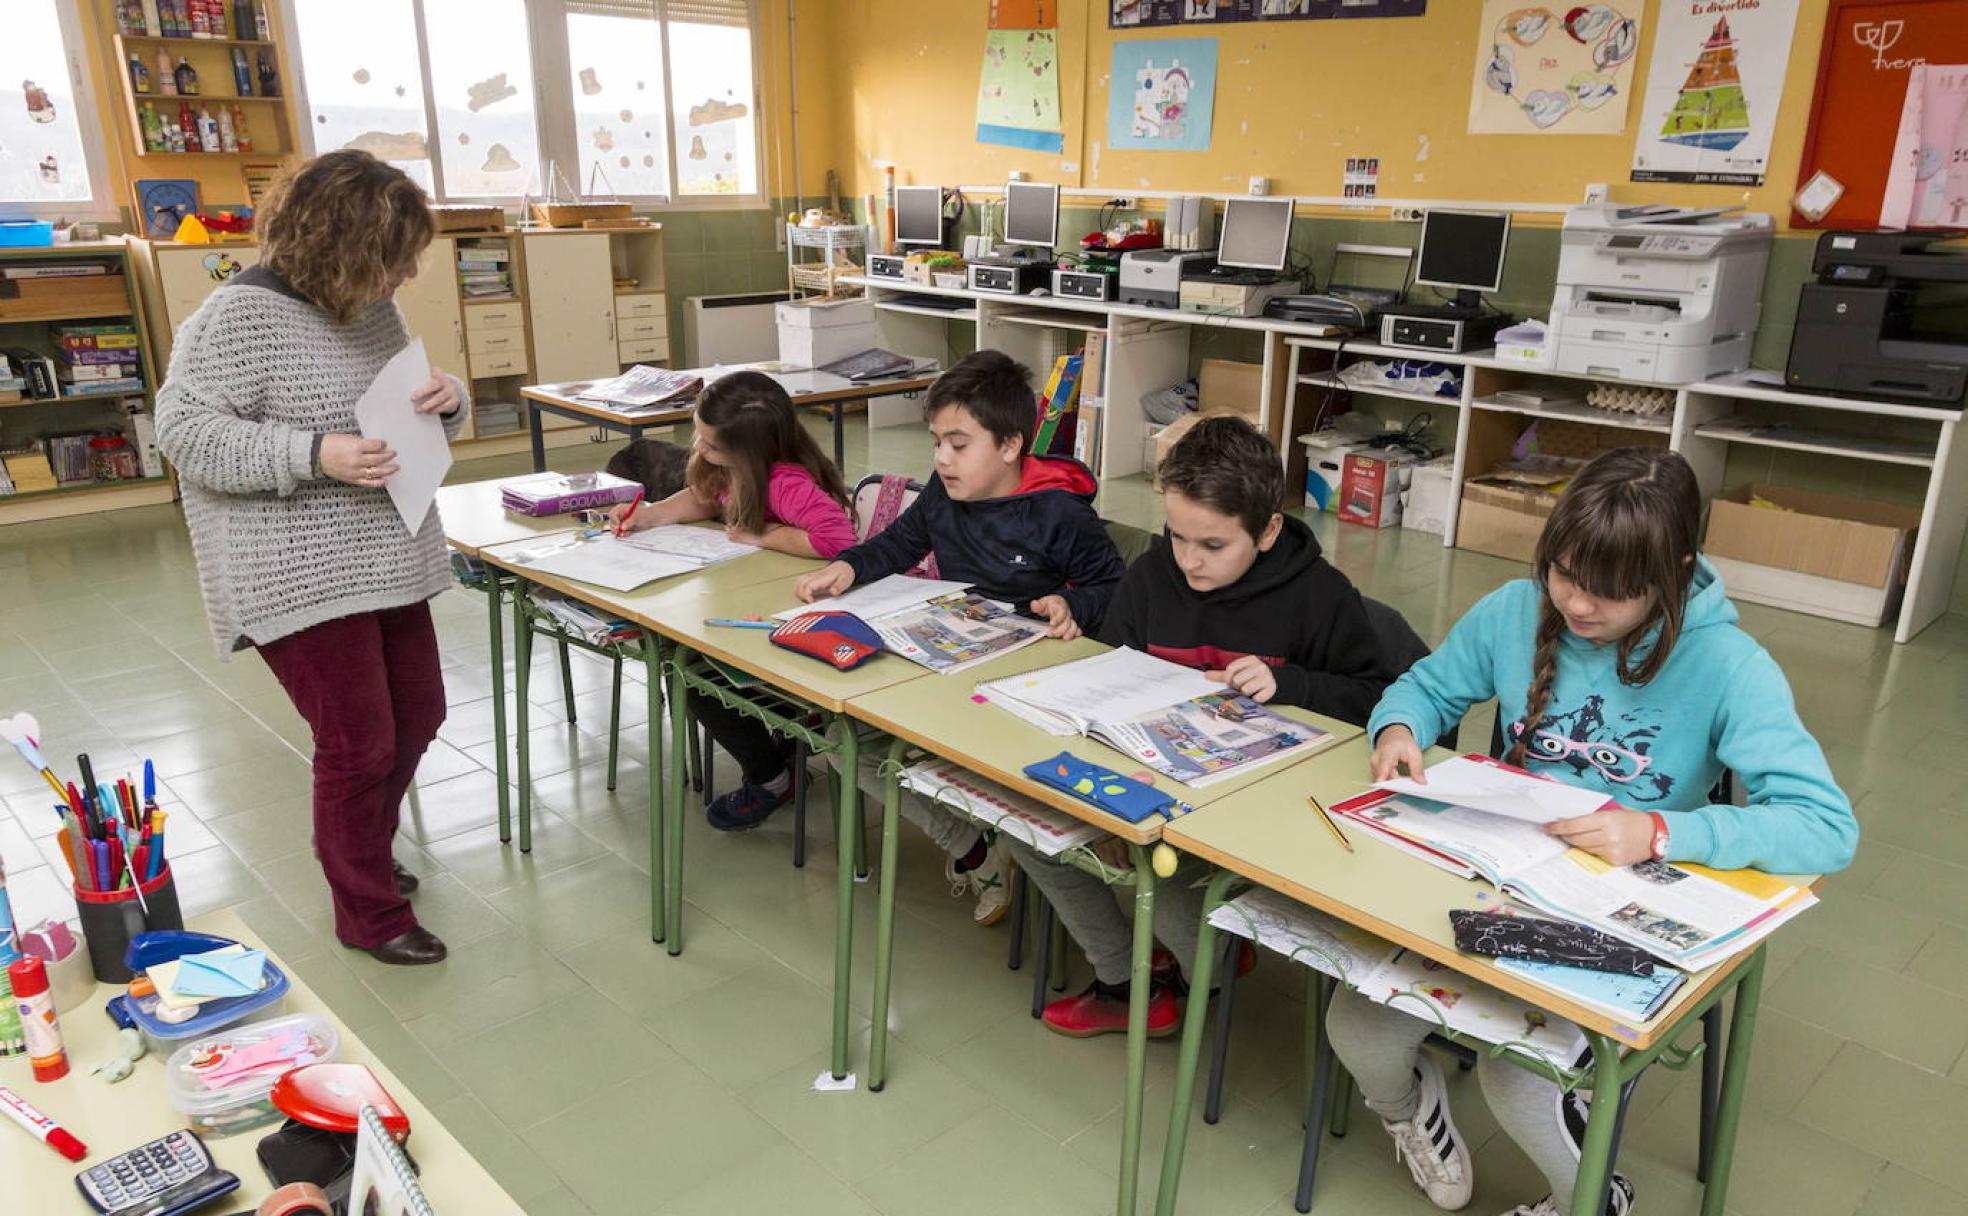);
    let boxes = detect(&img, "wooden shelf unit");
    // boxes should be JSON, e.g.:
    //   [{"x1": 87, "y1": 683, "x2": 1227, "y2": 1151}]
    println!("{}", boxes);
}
[{"x1": 111, "y1": 15, "x2": 295, "y2": 162}]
